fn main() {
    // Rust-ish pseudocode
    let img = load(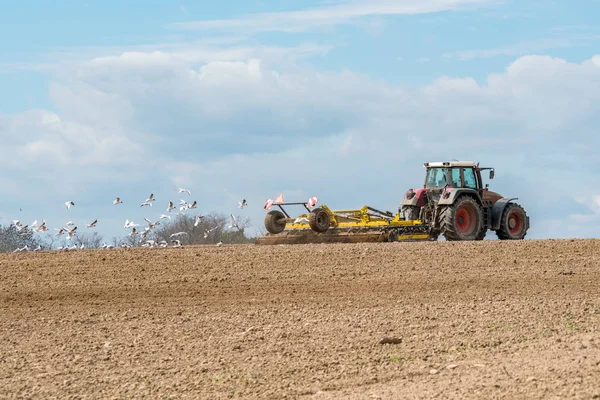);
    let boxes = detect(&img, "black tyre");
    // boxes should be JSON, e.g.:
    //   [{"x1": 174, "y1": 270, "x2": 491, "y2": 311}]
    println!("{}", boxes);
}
[
  {"x1": 475, "y1": 226, "x2": 487, "y2": 240},
  {"x1": 439, "y1": 195, "x2": 483, "y2": 241},
  {"x1": 496, "y1": 203, "x2": 528, "y2": 240},
  {"x1": 401, "y1": 205, "x2": 421, "y2": 221},
  {"x1": 308, "y1": 208, "x2": 330, "y2": 233},
  {"x1": 264, "y1": 210, "x2": 286, "y2": 234}
]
